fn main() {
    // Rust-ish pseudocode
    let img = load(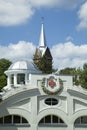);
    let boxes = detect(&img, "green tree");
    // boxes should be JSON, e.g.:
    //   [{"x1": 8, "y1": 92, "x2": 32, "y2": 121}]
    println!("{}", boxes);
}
[
  {"x1": 59, "y1": 67, "x2": 76, "y2": 75},
  {"x1": 33, "y1": 48, "x2": 53, "y2": 74},
  {"x1": 59, "y1": 67, "x2": 82, "y2": 86},
  {"x1": 0, "y1": 75, "x2": 7, "y2": 89},
  {"x1": 34, "y1": 55, "x2": 53, "y2": 74},
  {"x1": 59, "y1": 64, "x2": 87, "y2": 89},
  {"x1": 79, "y1": 63, "x2": 87, "y2": 89},
  {"x1": 0, "y1": 58, "x2": 11, "y2": 90},
  {"x1": 72, "y1": 67, "x2": 82, "y2": 86},
  {"x1": 83, "y1": 63, "x2": 87, "y2": 70}
]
